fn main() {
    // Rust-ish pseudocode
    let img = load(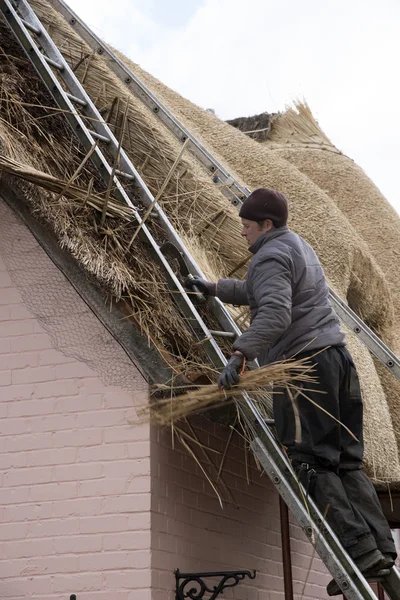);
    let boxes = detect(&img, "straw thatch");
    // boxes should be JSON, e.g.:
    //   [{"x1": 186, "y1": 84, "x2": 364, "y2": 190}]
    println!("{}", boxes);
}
[
  {"x1": 0, "y1": 20, "x2": 218, "y2": 382},
  {"x1": 1, "y1": 0, "x2": 399, "y2": 483}
]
